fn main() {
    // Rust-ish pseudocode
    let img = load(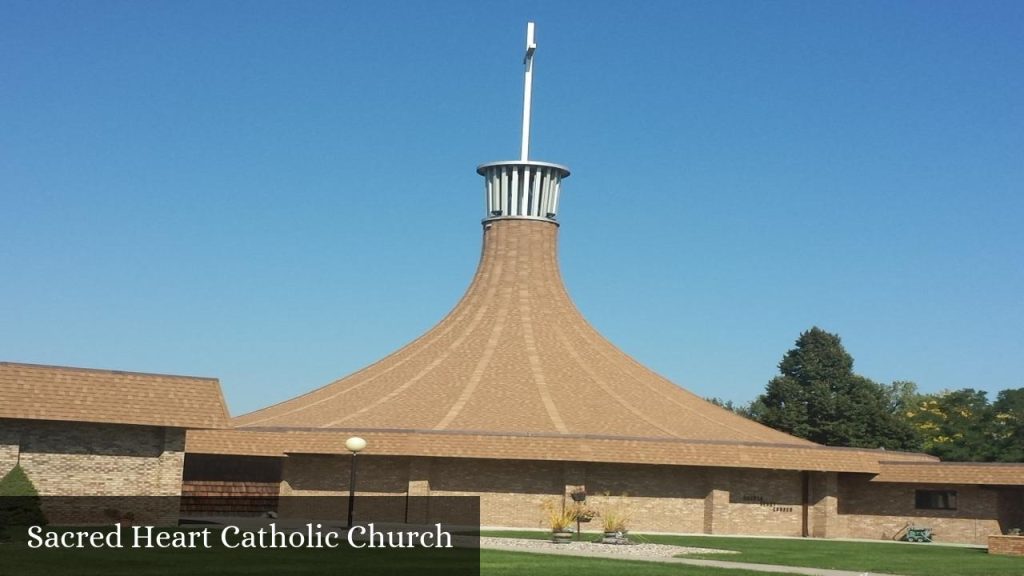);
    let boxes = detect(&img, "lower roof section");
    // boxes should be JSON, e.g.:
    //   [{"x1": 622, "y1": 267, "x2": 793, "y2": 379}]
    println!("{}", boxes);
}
[
  {"x1": 0, "y1": 361, "x2": 230, "y2": 430},
  {"x1": 185, "y1": 427, "x2": 937, "y2": 474},
  {"x1": 872, "y1": 460, "x2": 1024, "y2": 486}
]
